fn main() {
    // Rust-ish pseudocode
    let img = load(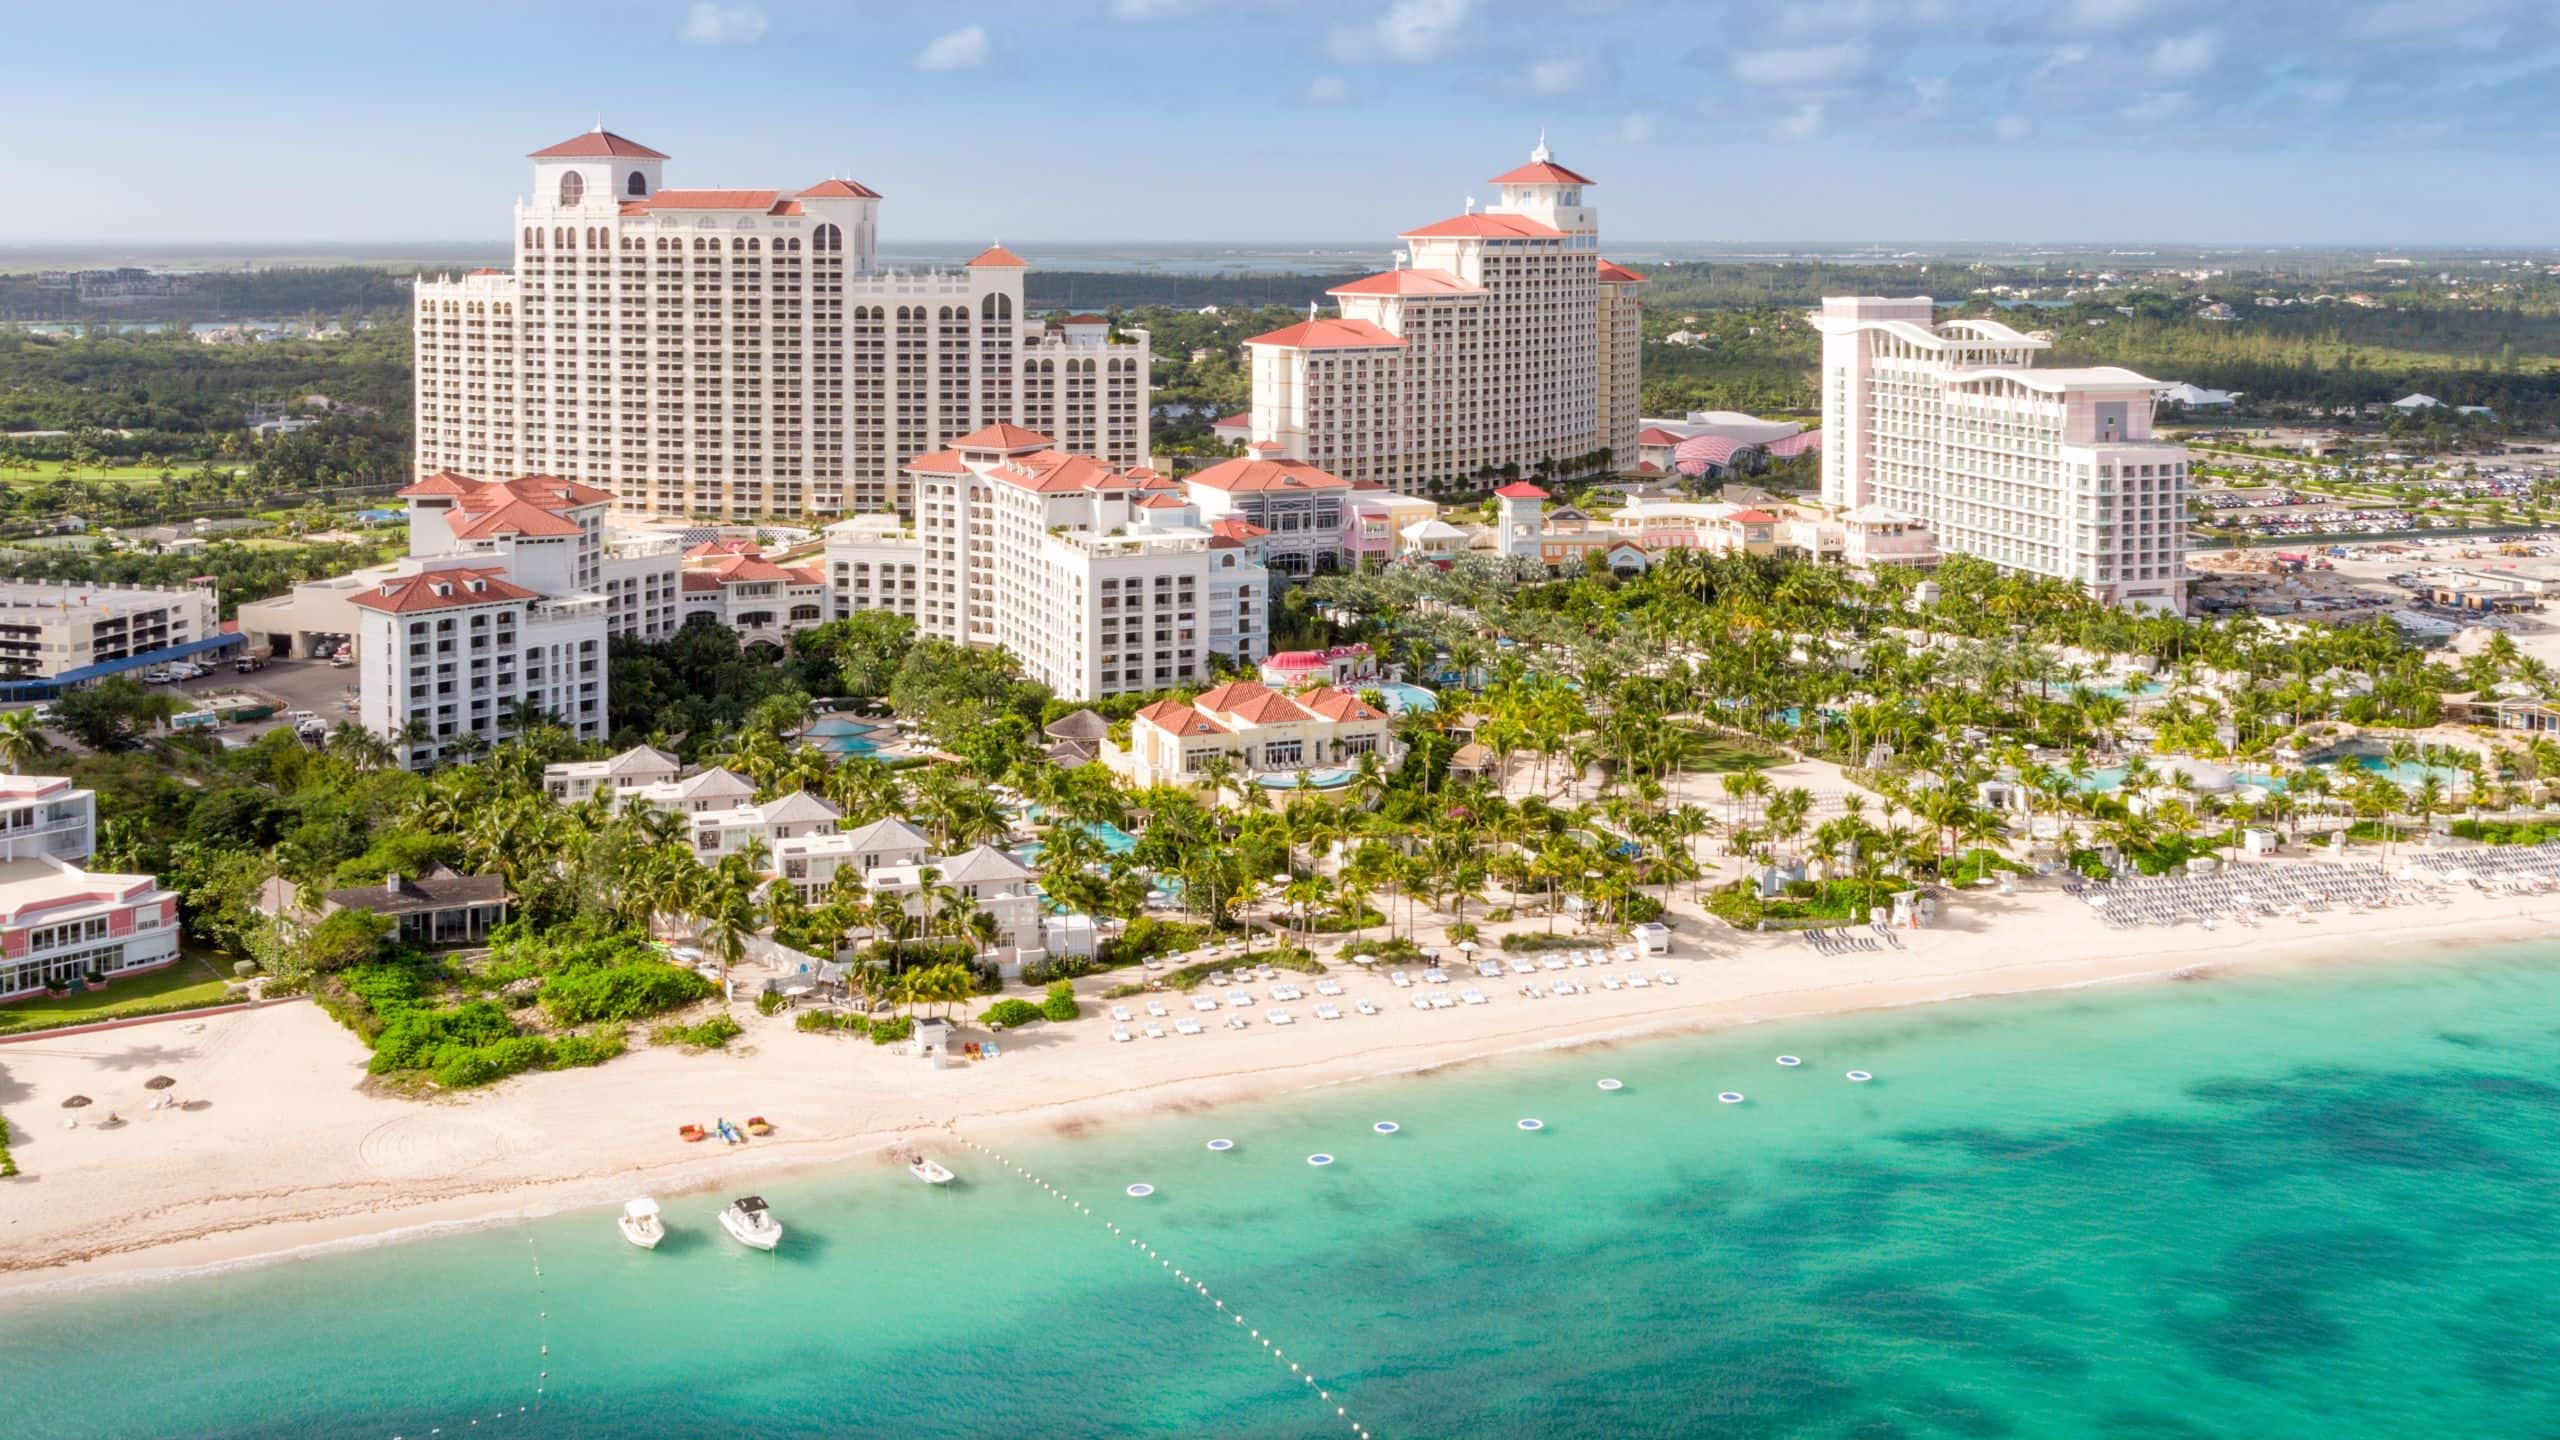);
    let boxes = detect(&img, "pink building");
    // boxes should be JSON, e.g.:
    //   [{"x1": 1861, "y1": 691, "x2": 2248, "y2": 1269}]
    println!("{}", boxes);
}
[{"x1": 0, "y1": 776, "x2": 179, "y2": 1003}]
